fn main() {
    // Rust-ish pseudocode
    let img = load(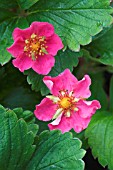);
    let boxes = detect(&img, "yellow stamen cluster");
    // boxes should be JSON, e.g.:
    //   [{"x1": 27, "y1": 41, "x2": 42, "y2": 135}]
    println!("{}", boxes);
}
[
  {"x1": 47, "y1": 90, "x2": 79, "y2": 119},
  {"x1": 58, "y1": 90, "x2": 77, "y2": 112},
  {"x1": 24, "y1": 33, "x2": 48, "y2": 60},
  {"x1": 59, "y1": 97, "x2": 72, "y2": 109}
]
